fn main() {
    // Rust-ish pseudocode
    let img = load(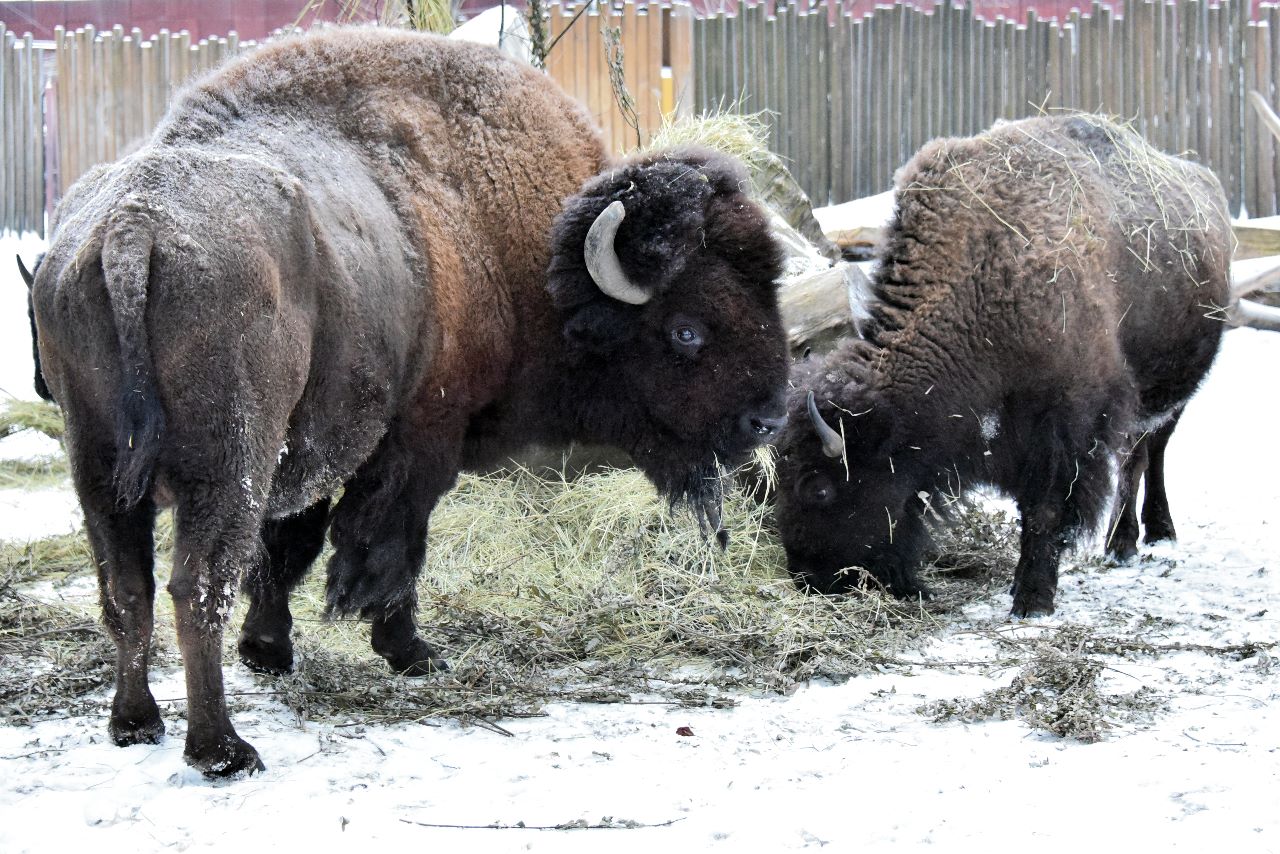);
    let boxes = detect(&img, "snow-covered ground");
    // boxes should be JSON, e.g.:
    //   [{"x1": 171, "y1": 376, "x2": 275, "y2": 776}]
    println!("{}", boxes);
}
[{"x1": 0, "y1": 233, "x2": 1277, "y2": 852}]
